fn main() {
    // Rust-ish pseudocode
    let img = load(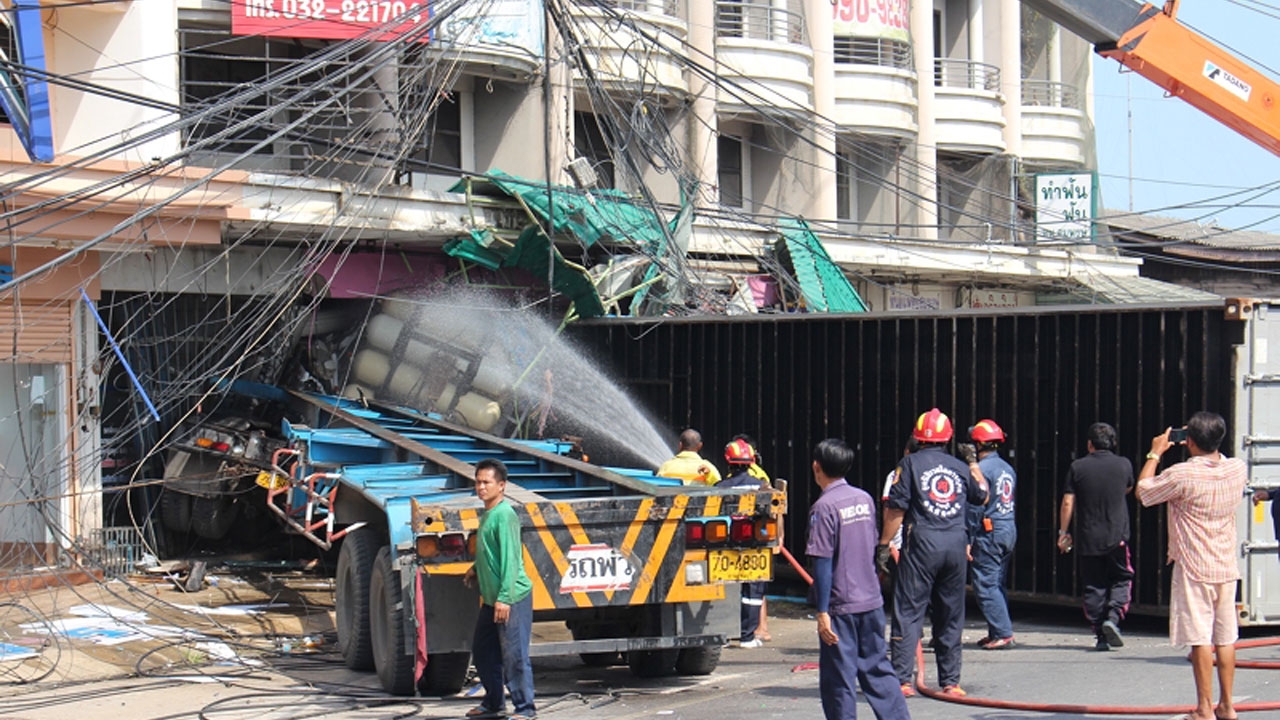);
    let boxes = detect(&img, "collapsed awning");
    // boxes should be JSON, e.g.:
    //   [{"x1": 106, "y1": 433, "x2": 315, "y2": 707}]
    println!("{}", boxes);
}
[{"x1": 777, "y1": 218, "x2": 868, "y2": 313}]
